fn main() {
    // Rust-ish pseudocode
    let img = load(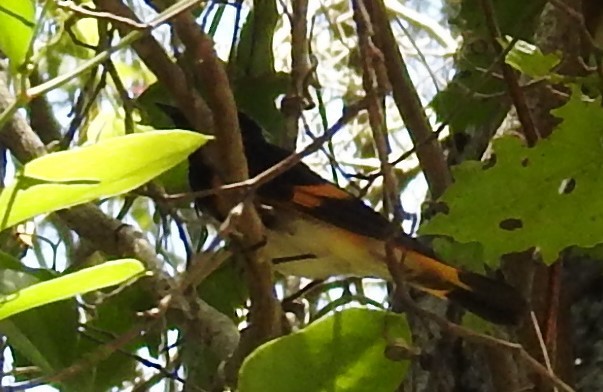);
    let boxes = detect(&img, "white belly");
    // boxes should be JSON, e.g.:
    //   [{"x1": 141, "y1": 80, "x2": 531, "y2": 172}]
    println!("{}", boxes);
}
[{"x1": 263, "y1": 213, "x2": 390, "y2": 280}]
